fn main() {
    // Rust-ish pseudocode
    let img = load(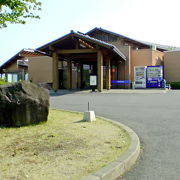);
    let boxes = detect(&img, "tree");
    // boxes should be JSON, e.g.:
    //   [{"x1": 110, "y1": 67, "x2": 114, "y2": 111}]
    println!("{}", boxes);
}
[{"x1": 0, "y1": 0, "x2": 41, "y2": 28}]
